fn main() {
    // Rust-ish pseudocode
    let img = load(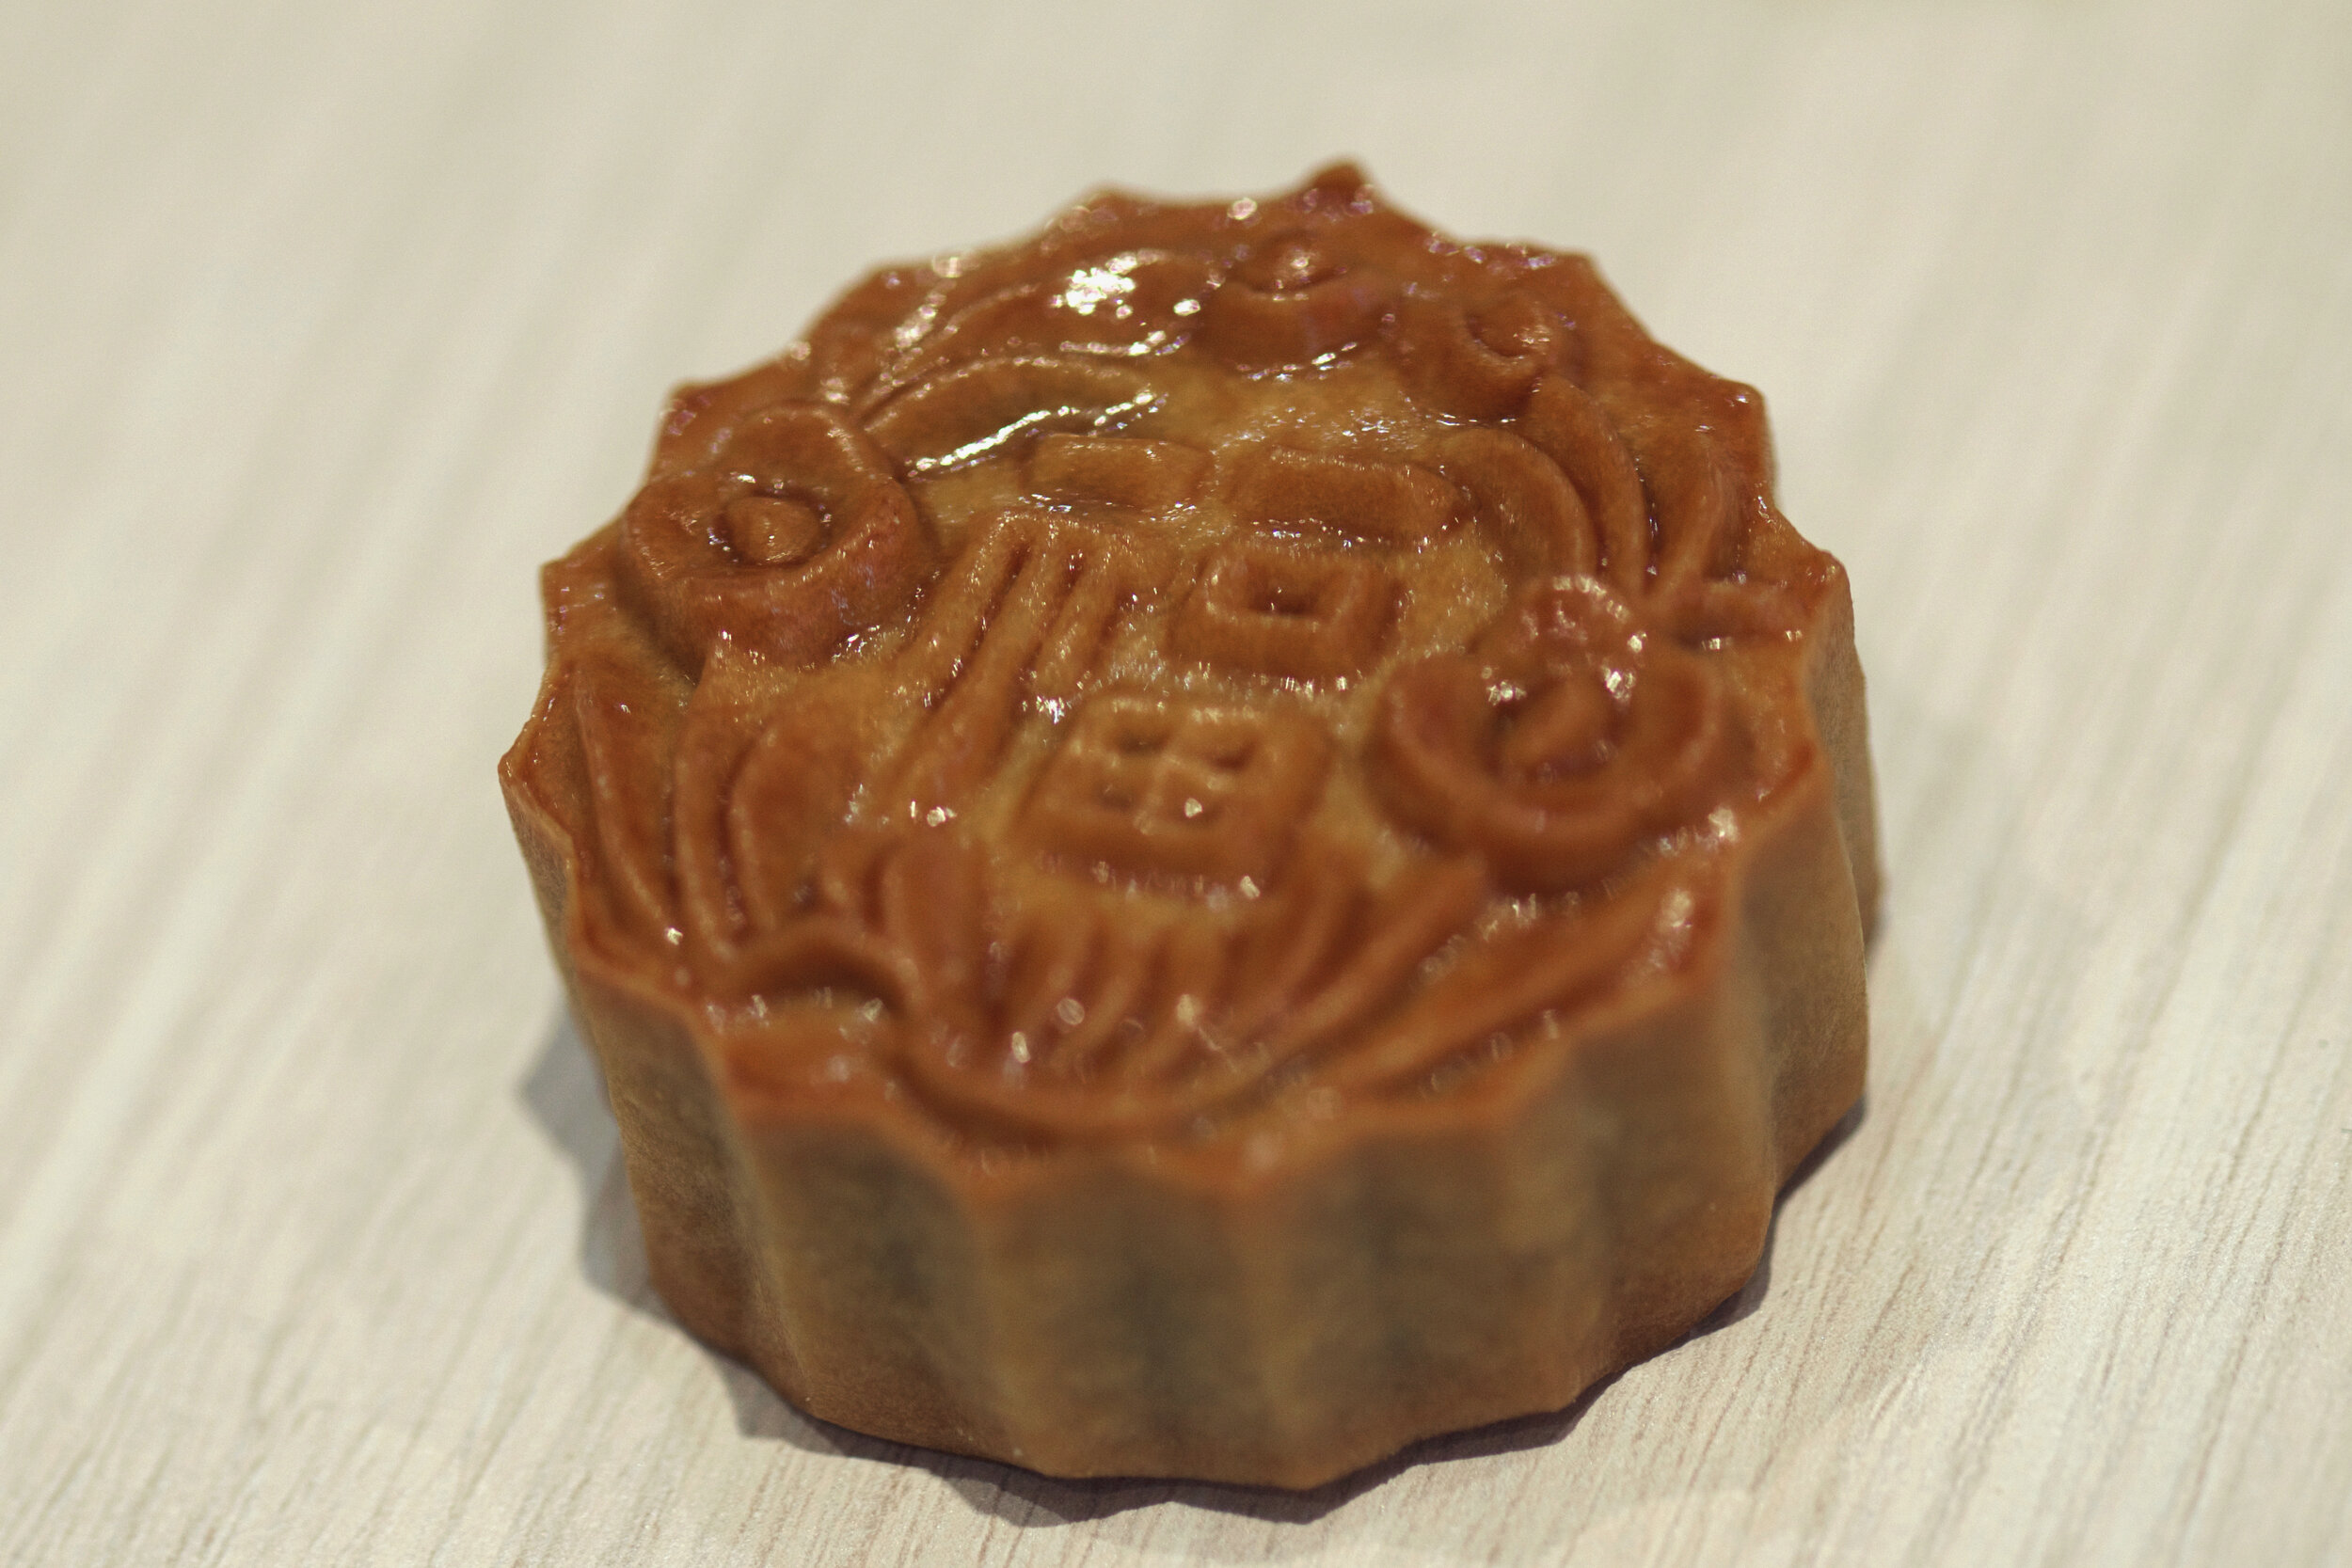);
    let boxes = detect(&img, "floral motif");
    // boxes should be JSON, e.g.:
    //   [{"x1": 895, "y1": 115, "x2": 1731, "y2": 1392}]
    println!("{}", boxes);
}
[
  {"x1": 1372, "y1": 578, "x2": 1733, "y2": 893},
  {"x1": 617, "y1": 401, "x2": 931, "y2": 669}
]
